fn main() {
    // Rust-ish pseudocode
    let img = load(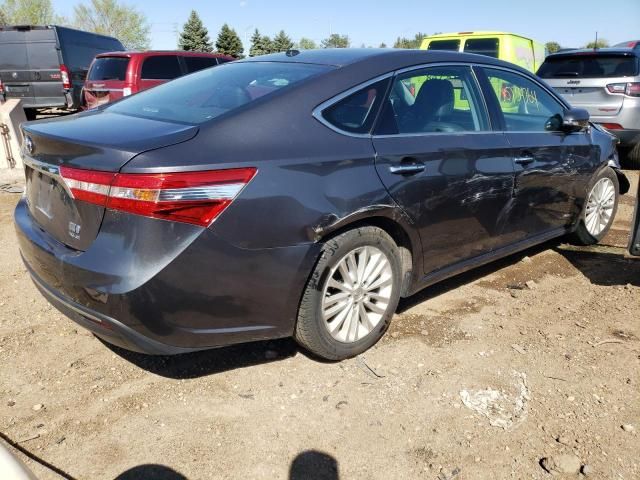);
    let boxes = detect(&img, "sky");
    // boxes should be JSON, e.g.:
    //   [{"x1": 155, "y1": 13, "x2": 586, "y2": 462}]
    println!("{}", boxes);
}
[{"x1": 52, "y1": 0, "x2": 640, "y2": 51}]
